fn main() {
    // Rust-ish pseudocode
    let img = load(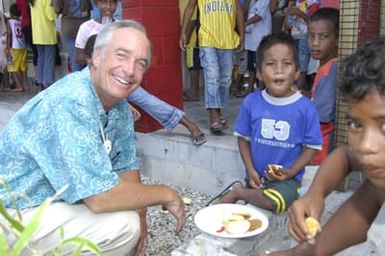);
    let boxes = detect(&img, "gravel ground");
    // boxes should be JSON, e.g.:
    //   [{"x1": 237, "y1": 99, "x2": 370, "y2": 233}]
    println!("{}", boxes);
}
[{"x1": 142, "y1": 176, "x2": 213, "y2": 256}]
